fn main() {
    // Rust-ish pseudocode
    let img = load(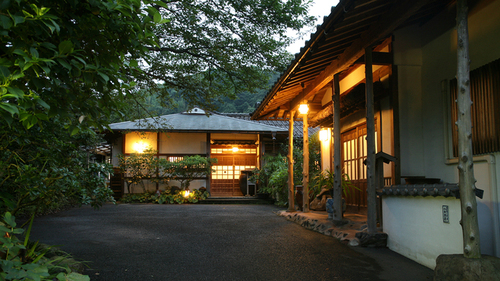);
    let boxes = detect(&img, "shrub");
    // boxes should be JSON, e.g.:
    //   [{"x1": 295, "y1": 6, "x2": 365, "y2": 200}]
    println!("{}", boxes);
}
[
  {"x1": 0, "y1": 212, "x2": 90, "y2": 281},
  {"x1": 120, "y1": 189, "x2": 209, "y2": 204}
]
